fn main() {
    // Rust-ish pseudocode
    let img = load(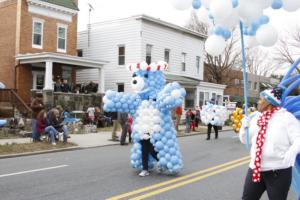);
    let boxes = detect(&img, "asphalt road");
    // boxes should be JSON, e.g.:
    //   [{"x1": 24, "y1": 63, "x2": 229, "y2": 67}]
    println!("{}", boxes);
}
[{"x1": 0, "y1": 131, "x2": 297, "y2": 200}]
